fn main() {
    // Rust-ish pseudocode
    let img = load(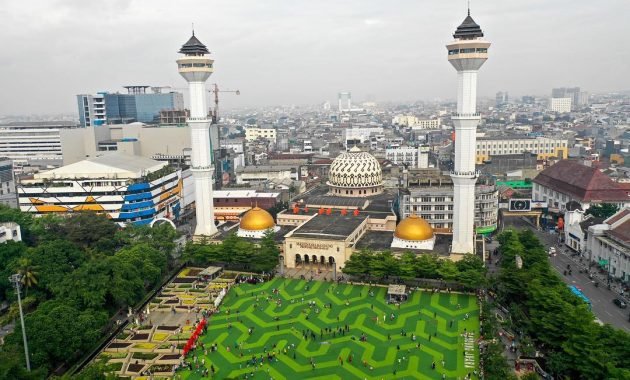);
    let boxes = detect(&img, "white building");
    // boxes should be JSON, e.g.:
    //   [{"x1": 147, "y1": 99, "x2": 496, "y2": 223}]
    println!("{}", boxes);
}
[
  {"x1": 410, "y1": 119, "x2": 441, "y2": 130},
  {"x1": 0, "y1": 222, "x2": 21, "y2": 244},
  {"x1": 338, "y1": 92, "x2": 352, "y2": 111},
  {"x1": 563, "y1": 202, "x2": 604, "y2": 253},
  {"x1": 60, "y1": 123, "x2": 192, "y2": 165},
  {"x1": 0, "y1": 121, "x2": 78, "y2": 173},
  {"x1": 385, "y1": 146, "x2": 429, "y2": 168},
  {"x1": 392, "y1": 116, "x2": 441, "y2": 130},
  {"x1": 586, "y1": 208, "x2": 630, "y2": 282},
  {"x1": 0, "y1": 158, "x2": 17, "y2": 208},
  {"x1": 235, "y1": 165, "x2": 297, "y2": 185},
  {"x1": 446, "y1": 10, "x2": 491, "y2": 253},
  {"x1": 475, "y1": 136, "x2": 568, "y2": 164},
  {"x1": 343, "y1": 127, "x2": 384, "y2": 147},
  {"x1": 18, "y1": 153, "x2": 184, "y2": 226},
  {"x1": 549, "y1": 97, "x2": 572, "y2": 113},
  {"x1": 245, "y1": 127, "x2": 277, "y2": 142}
]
